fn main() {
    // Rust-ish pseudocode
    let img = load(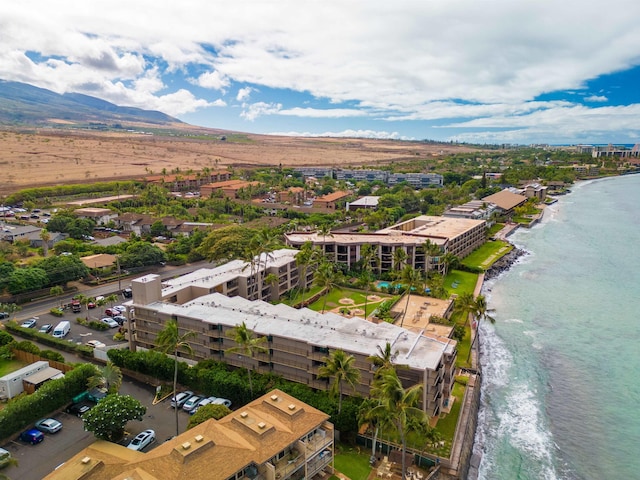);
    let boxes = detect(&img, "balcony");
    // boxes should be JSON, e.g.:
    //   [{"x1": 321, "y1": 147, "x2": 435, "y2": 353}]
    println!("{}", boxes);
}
[
  {"x1": 273, "y1": 451, "x2": 305, "y2": 479},
  {"x1": 303, "y1": 427, "x2": 333, "y2": 456}
]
